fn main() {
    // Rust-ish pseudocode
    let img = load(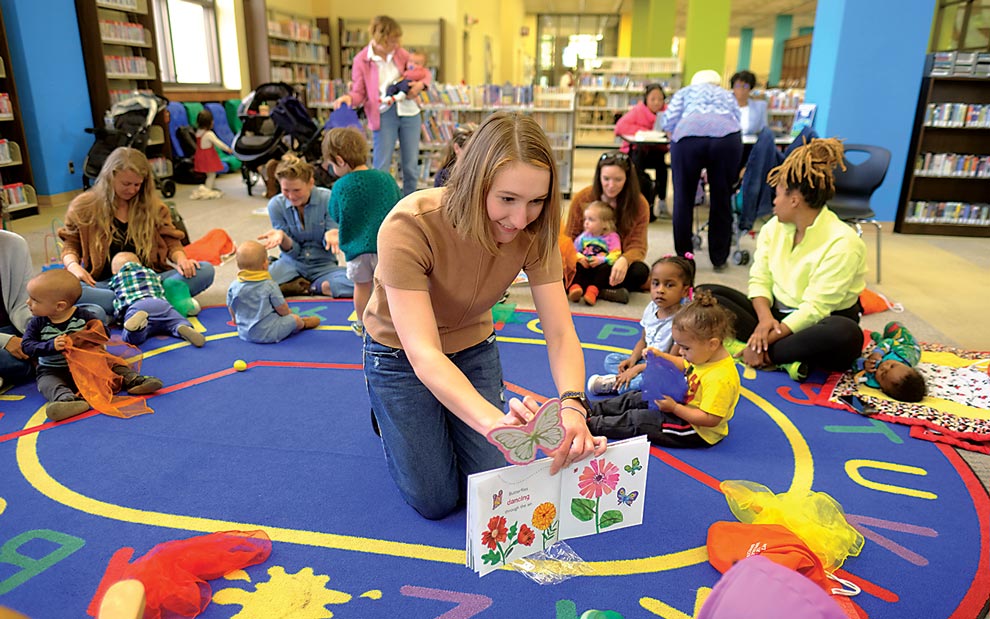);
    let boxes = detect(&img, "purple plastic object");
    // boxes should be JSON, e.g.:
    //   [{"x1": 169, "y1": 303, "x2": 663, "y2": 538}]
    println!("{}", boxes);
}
[
  {"x1": 697, "y1": 556, "x2": 846, "y2": 619},
  {"x1": 326, "y1": 104, "x2": 362, "y2": 131},
  {"x1": 641, "y1": 351, "x2": 689, "y2": 409}
]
